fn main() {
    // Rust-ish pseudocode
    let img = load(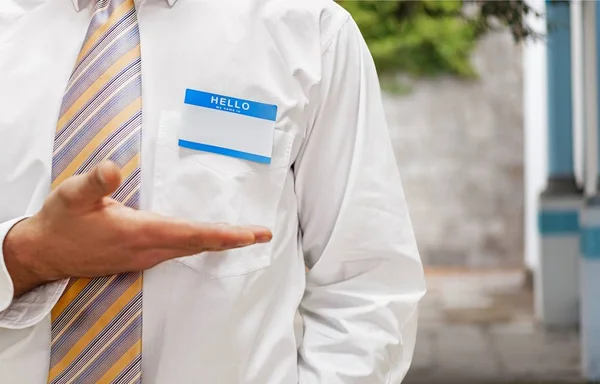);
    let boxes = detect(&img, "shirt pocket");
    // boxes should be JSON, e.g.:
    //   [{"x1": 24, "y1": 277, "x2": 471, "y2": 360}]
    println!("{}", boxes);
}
[{"x1": 152, "y1": 111, "x2": 294, "y2": 278}]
